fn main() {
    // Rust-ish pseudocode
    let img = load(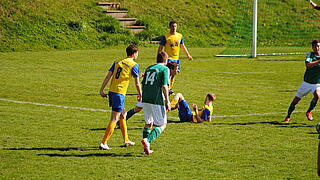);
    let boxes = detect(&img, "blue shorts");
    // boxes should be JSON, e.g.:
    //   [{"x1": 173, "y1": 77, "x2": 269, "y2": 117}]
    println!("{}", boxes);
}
[
  {"x1": 108, "y1": 91, "x2": 125, "y2": 112},
  {"x1": 168, "y1": 59, "x2": 181, "y2": 72},
  {"x1": 178, "y1": 100, "x2": 192, "y2": 122}
]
